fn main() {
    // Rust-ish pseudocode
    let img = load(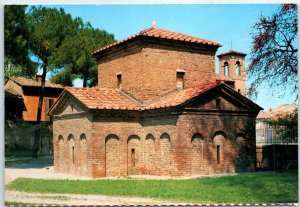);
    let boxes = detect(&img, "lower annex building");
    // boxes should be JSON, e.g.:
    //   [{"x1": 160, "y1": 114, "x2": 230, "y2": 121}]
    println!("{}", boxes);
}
[{"x1": 49, "y1": 24, "x2": 262, "y2": 177}]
